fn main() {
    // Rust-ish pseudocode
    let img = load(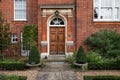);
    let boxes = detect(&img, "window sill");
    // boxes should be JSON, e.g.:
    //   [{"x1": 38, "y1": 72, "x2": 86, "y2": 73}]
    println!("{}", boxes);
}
[
  {"x1": 13, "y1": 19, "x2": 27, "y2": 22},
  {"x1": 93, "y1": 19, "x2": 120, "y2": 22}
]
